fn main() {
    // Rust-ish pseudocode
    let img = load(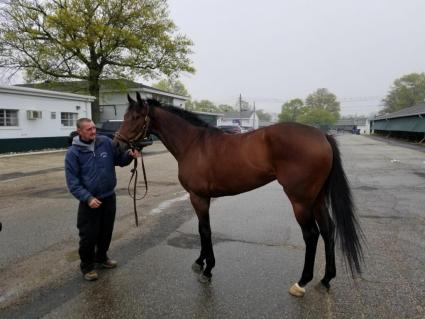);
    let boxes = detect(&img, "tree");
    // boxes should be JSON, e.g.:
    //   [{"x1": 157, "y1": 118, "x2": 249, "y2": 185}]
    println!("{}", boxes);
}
[
  {"x1": 278, "y1": 98, "x2": 304, "y2": 122},
  {"x1": 0, "y1": 0, "x2": 194, "y2": 122},
  {"x1": 298, "y1": 108, "x2": 337, "y2": 126},
  {"x1": 255, "y1": 109, "x2": 271, "y2": 122},
  {"x1": 185, "y1": 99, "x2": 195, "y2": 111},
  {"x1": 301, "y1": 88, "x2": 340, "y2": 125},
  {"x1": 381, "y1": 73, "x2": 425, "y2": 114},
  {"x1": 152, "y1": 78, "x2": 190, "y2": 97},
  {"x1": 192, "y1": 100, "x2": 219, "y2": 112},
  {"x1": 218, "y1": 104, "x2": 234, "y2": 112}
]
